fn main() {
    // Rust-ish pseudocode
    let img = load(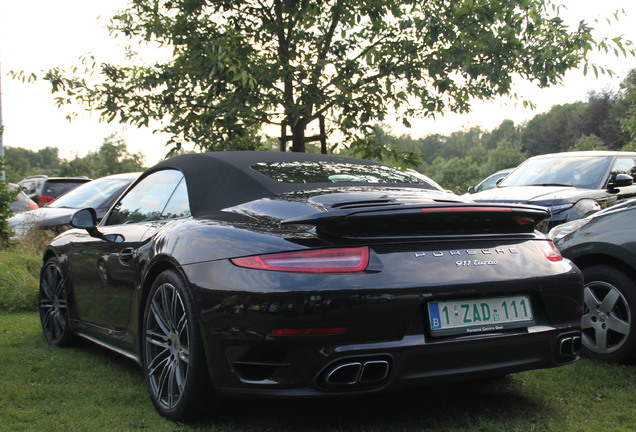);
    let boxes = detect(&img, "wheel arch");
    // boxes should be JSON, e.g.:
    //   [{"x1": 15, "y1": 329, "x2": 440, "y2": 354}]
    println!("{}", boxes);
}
[
  {"x1": 572, "y1": 253, "x2": 636, "y2": 279},
  {"x1": 42, "y1": 249, "x2": 56, "y2": 264},
  {"x1": 139, "y1": 257, "x2": 184, "y2": 323},
  {"x1": 136, "y1": 256, "x2": 194, "y2": 353}
]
